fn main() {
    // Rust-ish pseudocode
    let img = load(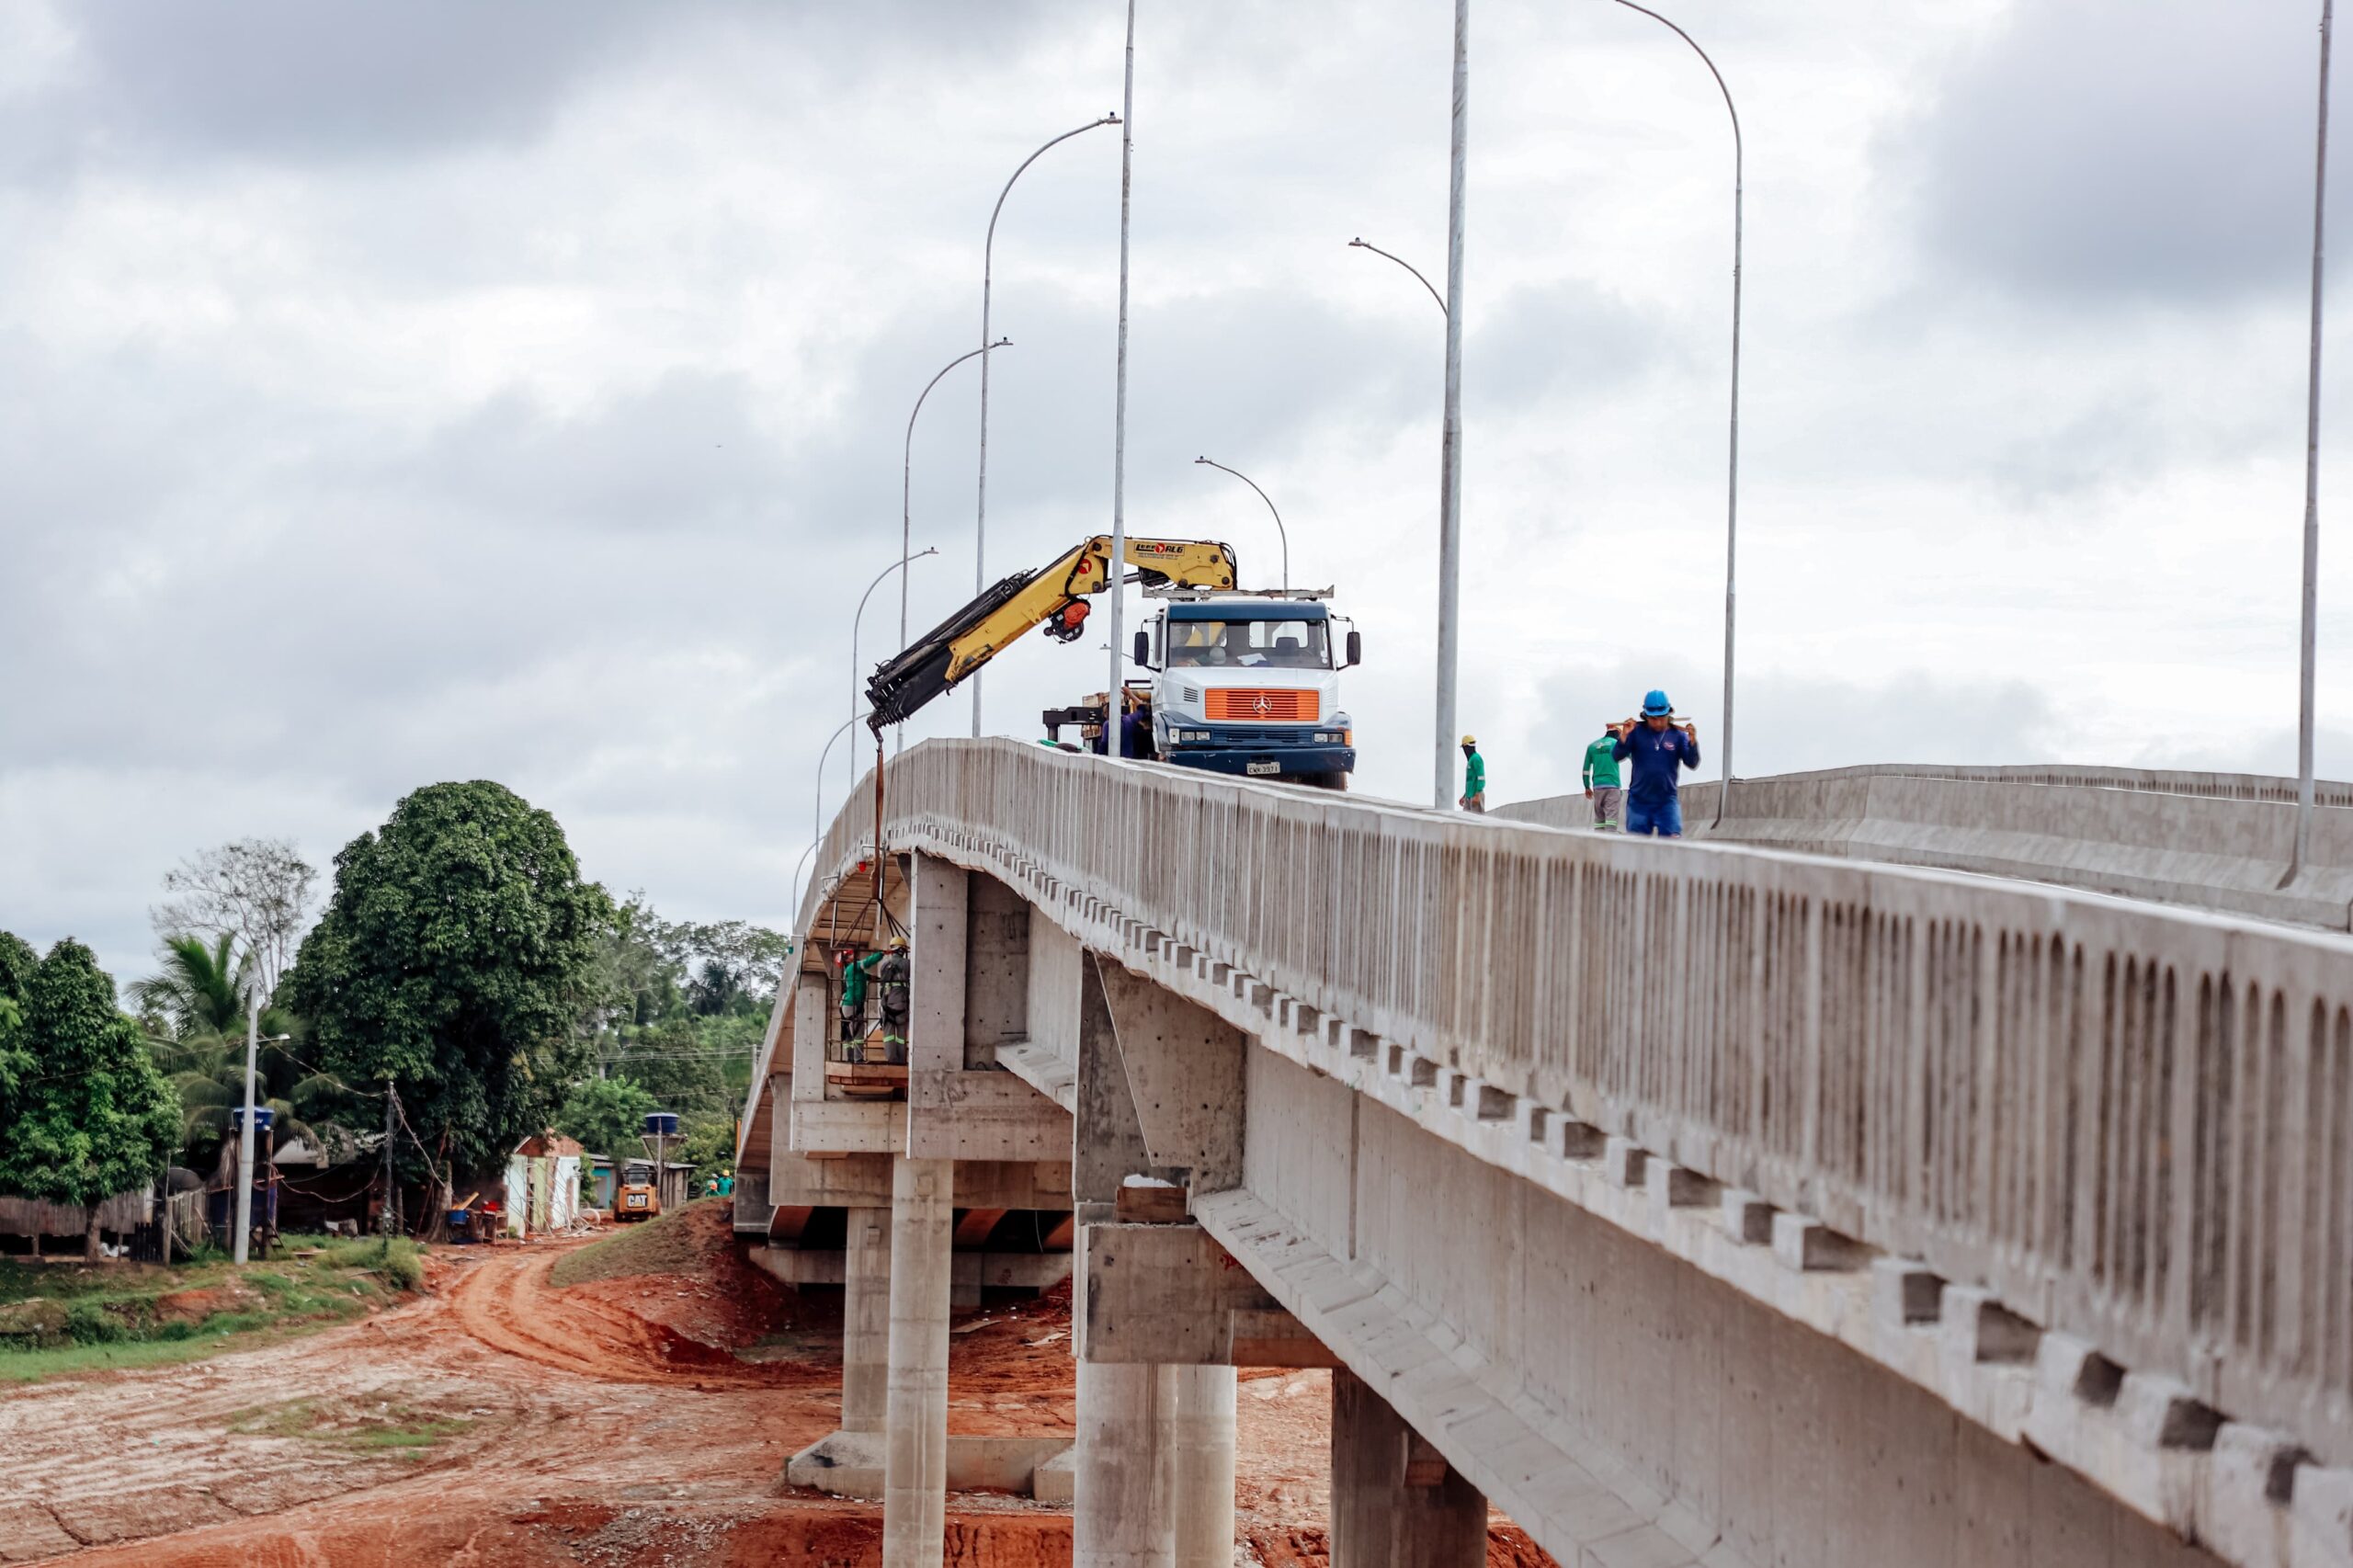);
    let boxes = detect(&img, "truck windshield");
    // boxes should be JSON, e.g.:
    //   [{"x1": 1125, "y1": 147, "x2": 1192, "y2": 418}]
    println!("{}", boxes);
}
[{"x1": 1165, "y1": 619, "x2": 1330, "y2": 670}]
